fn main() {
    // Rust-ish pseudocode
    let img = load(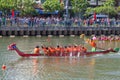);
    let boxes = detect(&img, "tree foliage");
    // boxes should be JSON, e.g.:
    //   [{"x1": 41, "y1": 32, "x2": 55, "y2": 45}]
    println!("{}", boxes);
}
[
  {"x1": 71, "y1": 0, "x2": 89, "y2": 13},
  {"x1": 0, "y1": 0, "x2": 36, "y2": 16},
  {"x1": 85, "y1": 0, "x2": 117, "y2": 16},
  {"x1": 117, "y1": 6, "x2": 120, "y2": 12},
  {"x1": 42, "y1": 0, "x2": 64, "y2": 12}
]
